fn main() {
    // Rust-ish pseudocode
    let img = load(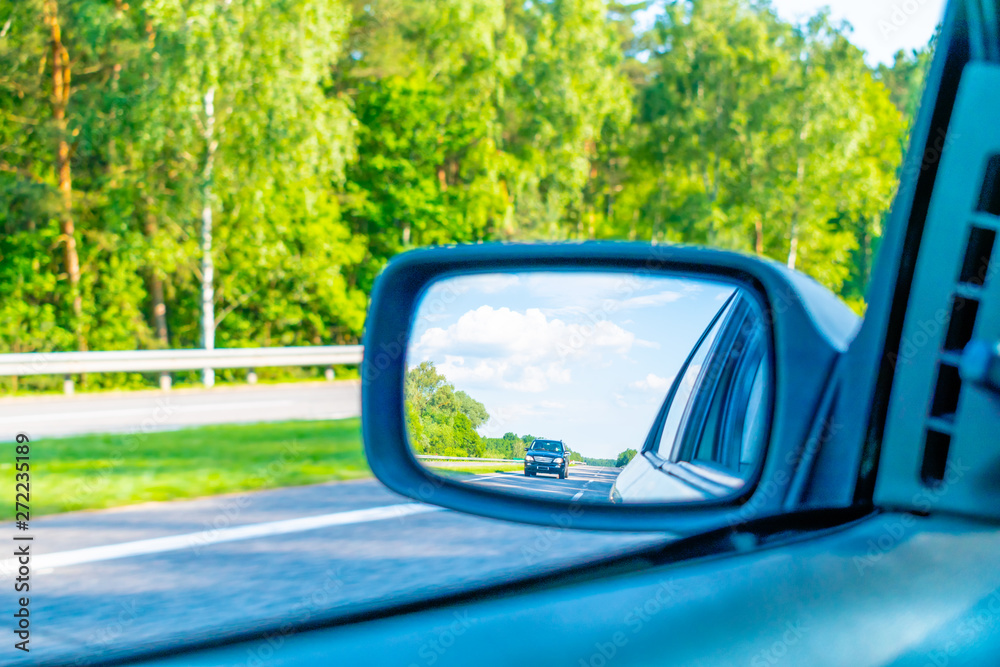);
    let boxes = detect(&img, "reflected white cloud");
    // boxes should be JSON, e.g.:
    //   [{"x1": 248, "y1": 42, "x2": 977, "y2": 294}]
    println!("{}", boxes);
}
[
  {"x1": 411, "y1": 305, "x2": 638, "y2": 393},
  {"x1": 630, "y1": 373, "x2": 673, "y2": 392},
  {"x1": 616, "y1": 290, "x2": 683, "y2": 310}
]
